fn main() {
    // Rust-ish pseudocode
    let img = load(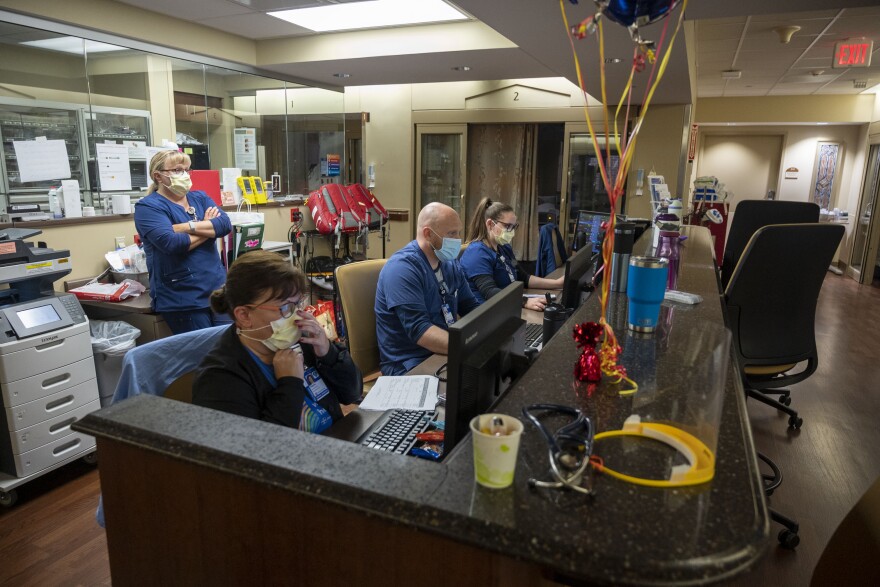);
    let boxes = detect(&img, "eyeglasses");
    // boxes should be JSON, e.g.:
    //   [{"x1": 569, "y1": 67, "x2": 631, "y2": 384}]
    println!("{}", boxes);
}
[
  {"x1": 495, "y1": 220, "x2": 519, "y2": 231},
  {"x1": 161, "y1": 167, "x2": 190, "y2": 177},
  {"x1": 249, "y1": 298, "x2": 307, "y2": 318}
]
